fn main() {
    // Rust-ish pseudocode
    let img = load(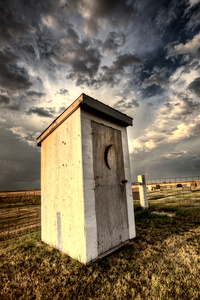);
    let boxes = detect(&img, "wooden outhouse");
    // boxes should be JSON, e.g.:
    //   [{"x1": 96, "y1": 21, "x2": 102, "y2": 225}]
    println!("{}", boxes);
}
[{"x1": 37, "y1": 93, "x2": 136, "y2": 264}]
